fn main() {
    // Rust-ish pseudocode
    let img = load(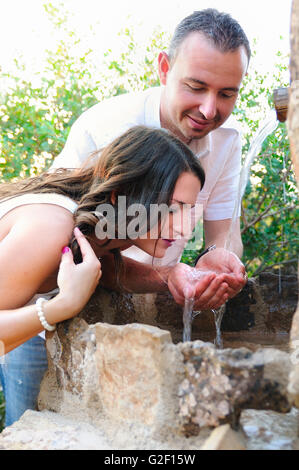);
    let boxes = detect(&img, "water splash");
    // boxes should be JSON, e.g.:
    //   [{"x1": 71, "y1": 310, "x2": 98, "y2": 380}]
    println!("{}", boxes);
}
[
  {"x1": 182, "y1": 297, "x2": 194, "y2": 342},
  {"x1": 215, "y1": 110, "x2": 278, "y2": 347},
  {"x1": 182, "y1": 270, "x2": 212, "y2": 342},
  {"x1": 225, "y1": 110, "x2": 278, "y2": 251},
  {"x1": 212, "y1": 306, "x2": 225, "y2": 348},
  {"x1": 183, "y1": 110, "x2": 279, "y2": 347}
]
